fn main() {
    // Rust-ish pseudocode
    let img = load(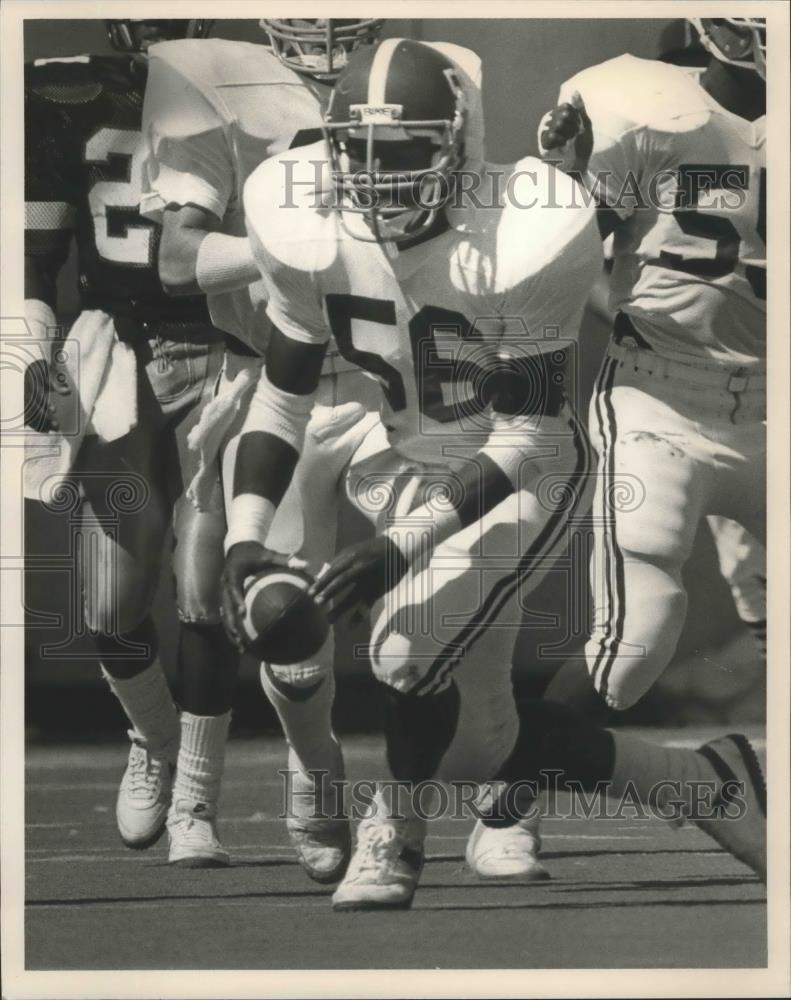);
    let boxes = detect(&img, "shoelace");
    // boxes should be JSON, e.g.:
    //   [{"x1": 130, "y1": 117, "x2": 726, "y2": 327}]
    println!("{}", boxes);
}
[
  {"x1": 126, "y1": 743, "x2": 164, "y2": 799},
  {"x1": 171, "y1": 812, "x2": 217, "y2": 844},
  {"x1": 348, "y1": 822, "x2": 400, "y2": 878},
  {"x1": 480, "y1": 829, "x2": 540, "y2": 859}
]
